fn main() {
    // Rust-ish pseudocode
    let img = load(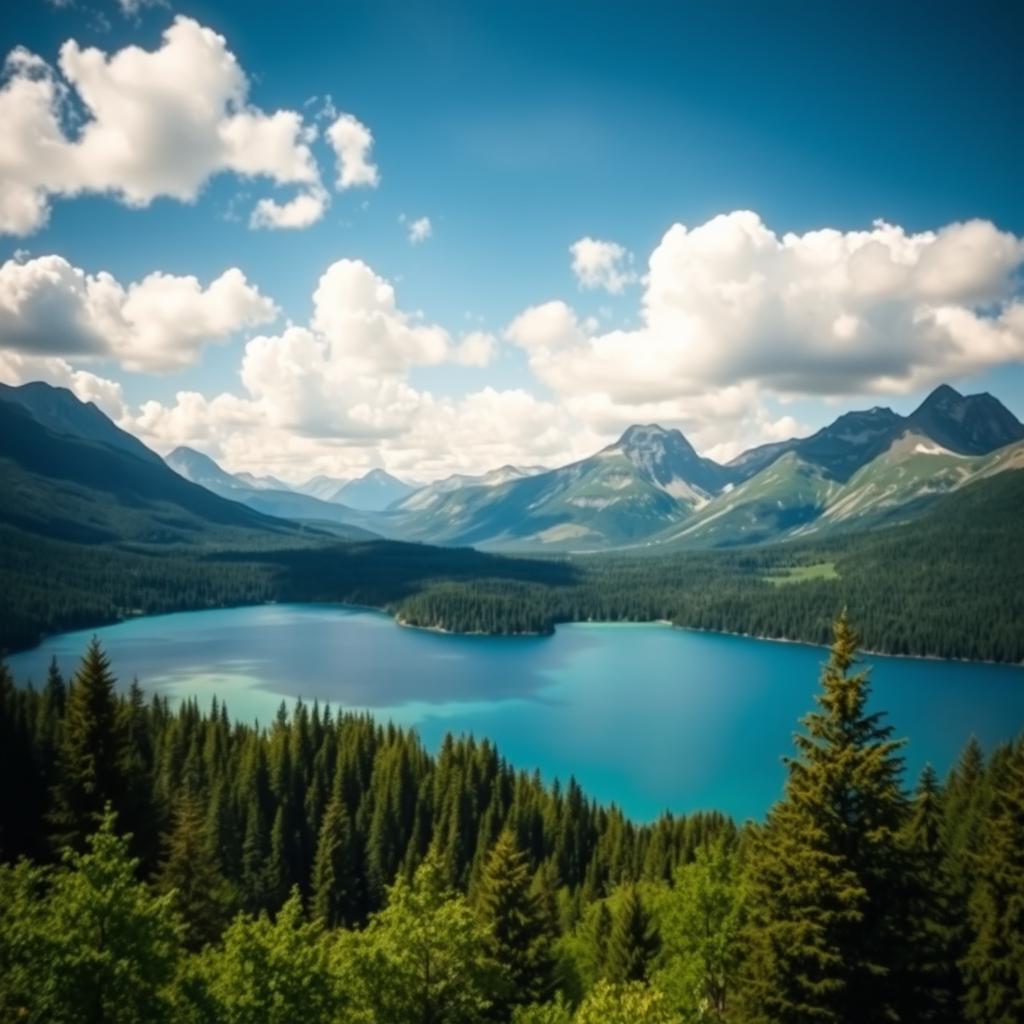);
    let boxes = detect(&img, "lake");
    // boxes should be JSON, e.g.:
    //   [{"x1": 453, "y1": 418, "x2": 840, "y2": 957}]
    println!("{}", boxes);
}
[{"x1": 7, "y1": 604, "x2": 1024, "y2": 822}]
